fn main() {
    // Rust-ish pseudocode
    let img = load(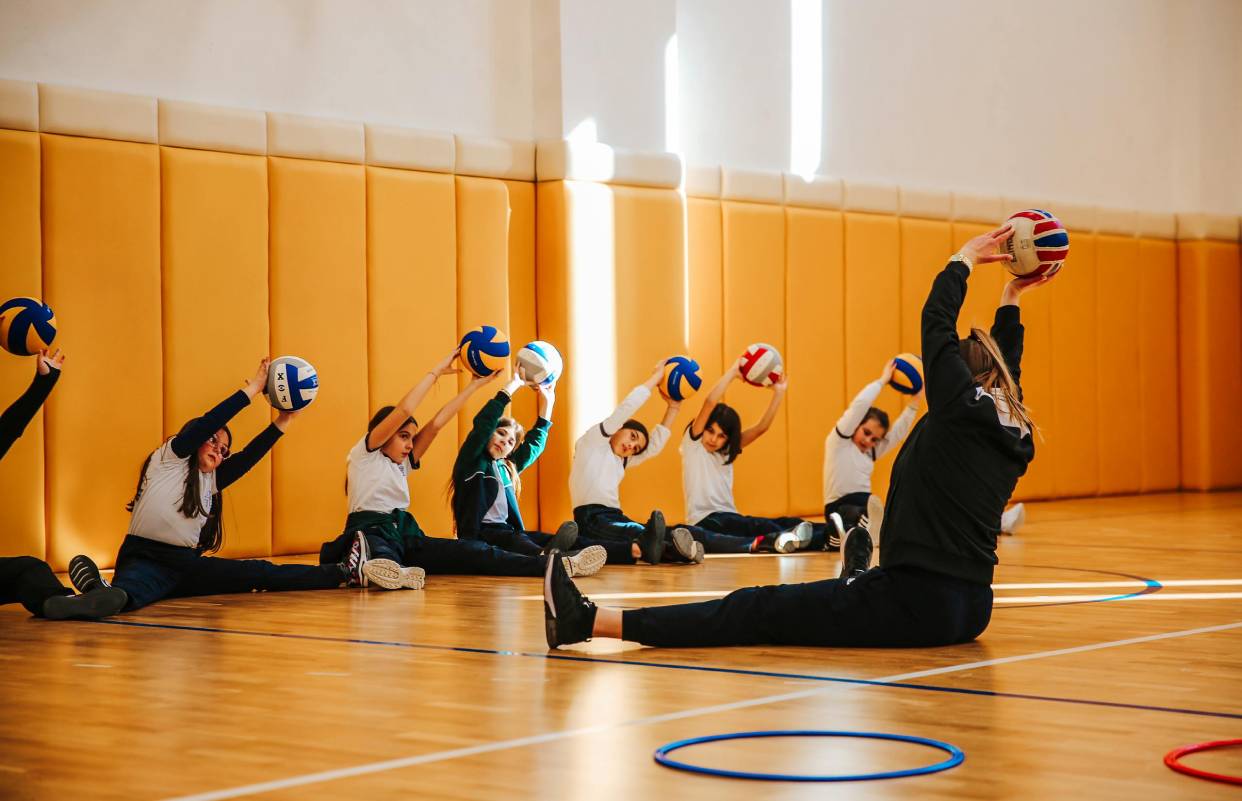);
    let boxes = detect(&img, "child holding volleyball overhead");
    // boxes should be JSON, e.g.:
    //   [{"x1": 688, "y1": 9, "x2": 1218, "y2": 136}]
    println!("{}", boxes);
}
[
  {"x1": 545, "y1": 224, "x2": 1044, "y2": 650},
  {"x1": 822, "y1": 361, "x2": 923, "y2": 548},
  {"x1": 319, "y1": 350, "x2": 604, "y2": 585},
  {"x1": 679, "y1": 365, "x2": 828, "y2": 553},
  {"x1": 68, "y1": 358, "x2": 363, "y2": 610}
]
